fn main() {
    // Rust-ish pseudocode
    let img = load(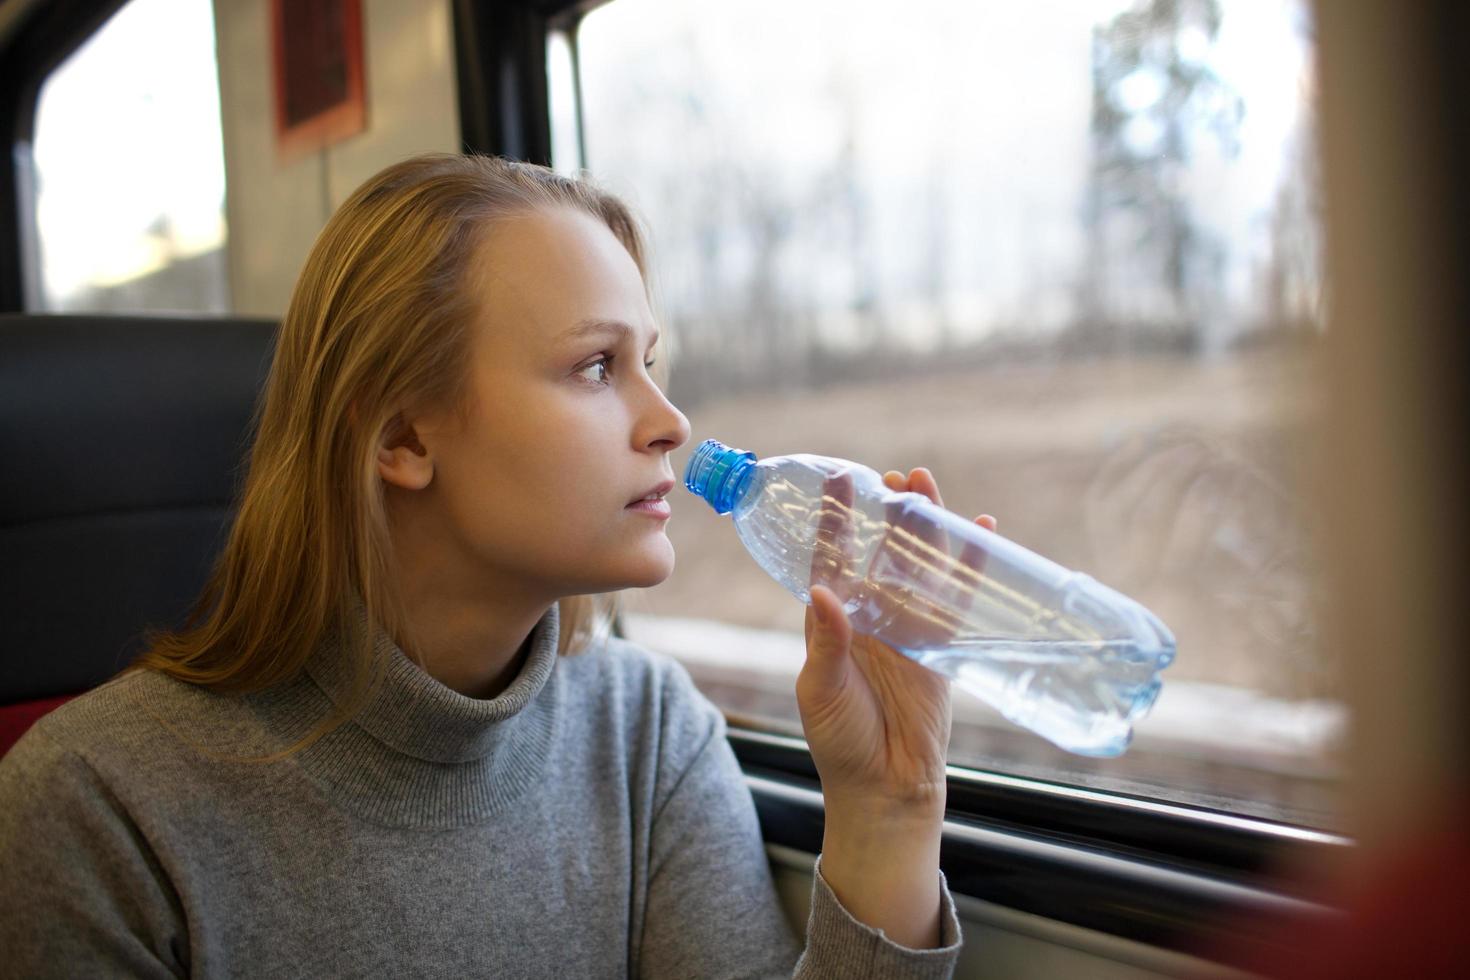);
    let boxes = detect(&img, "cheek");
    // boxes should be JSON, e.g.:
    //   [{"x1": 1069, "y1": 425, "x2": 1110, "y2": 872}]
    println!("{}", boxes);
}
[{"x1": 440, "y1": 400, "x2": 620, "y2": 551}]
